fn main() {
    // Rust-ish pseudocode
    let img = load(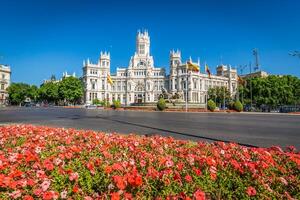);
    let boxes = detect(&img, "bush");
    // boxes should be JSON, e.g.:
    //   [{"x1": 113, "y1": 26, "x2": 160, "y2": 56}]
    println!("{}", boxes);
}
[
  {"x1": 207, "y1": 99, "x2": 216, "y2": 111},
  {"x1": 234, "y1": 100, "x2": 243, "y2": 112},
  {"x1": 99, "y1": 99, "x2": 110, "y2": 107},
  {"x1": 92, "y1": 98, "x2": 101, "y2": 105},
  {"x1": 112, "y1": 100, "x2": 121, "y2": 109},
  {"x1": 157, "y1": 98, "x2": 166, "y2": 111},
  {"x1": 228, "y1": 101, "x2": 235, "y2": 110}
]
